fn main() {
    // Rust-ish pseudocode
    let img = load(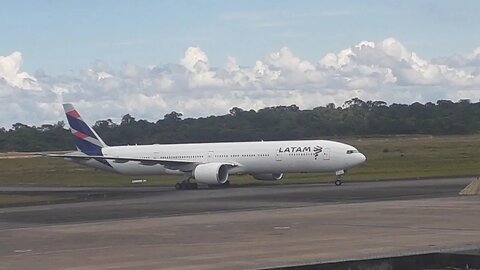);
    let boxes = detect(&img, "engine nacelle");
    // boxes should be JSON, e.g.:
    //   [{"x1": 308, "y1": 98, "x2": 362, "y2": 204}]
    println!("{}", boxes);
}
[
  {"x1": 193, "y1": 163, "x2": 229, "y2": 185},
  {"x1": 252, "y1": 173, "x2": 284, "y2": 181}
]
